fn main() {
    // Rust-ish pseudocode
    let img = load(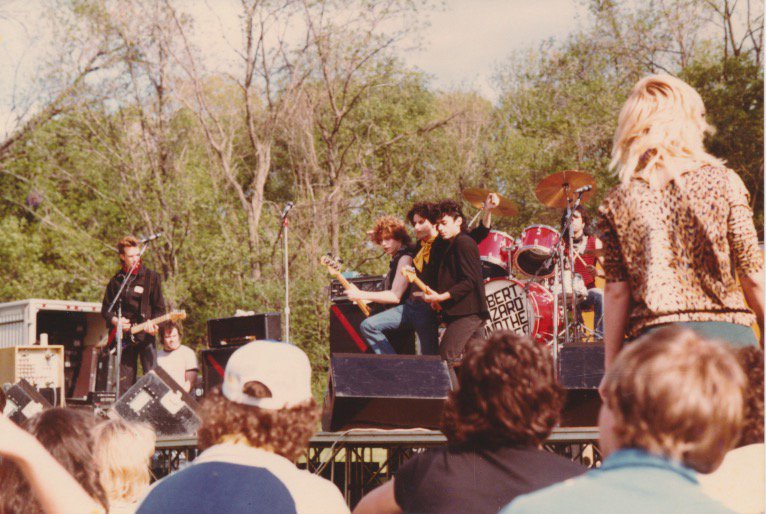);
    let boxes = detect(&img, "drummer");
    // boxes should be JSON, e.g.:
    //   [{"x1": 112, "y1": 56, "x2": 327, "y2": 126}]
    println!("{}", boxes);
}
[{"x1": 561, "y1": 206, "x2": 604, "y2": 336}]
